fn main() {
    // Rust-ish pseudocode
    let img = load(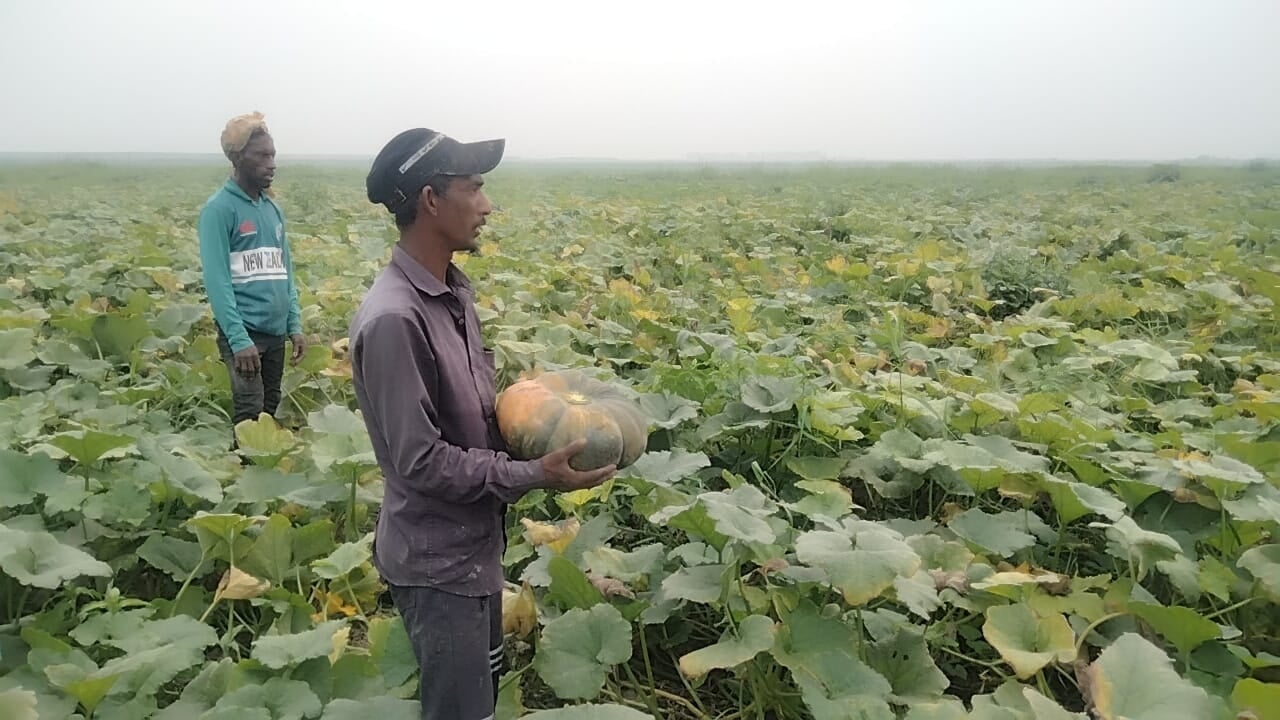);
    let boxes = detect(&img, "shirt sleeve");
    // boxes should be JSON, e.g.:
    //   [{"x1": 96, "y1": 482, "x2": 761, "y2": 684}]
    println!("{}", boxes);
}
[
  {"x1": 197, "y1": 203, "x2": 253, "y2": 353},
  {"x1": 352, "y1": 311, "x2": 545, "y2": 505}
]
